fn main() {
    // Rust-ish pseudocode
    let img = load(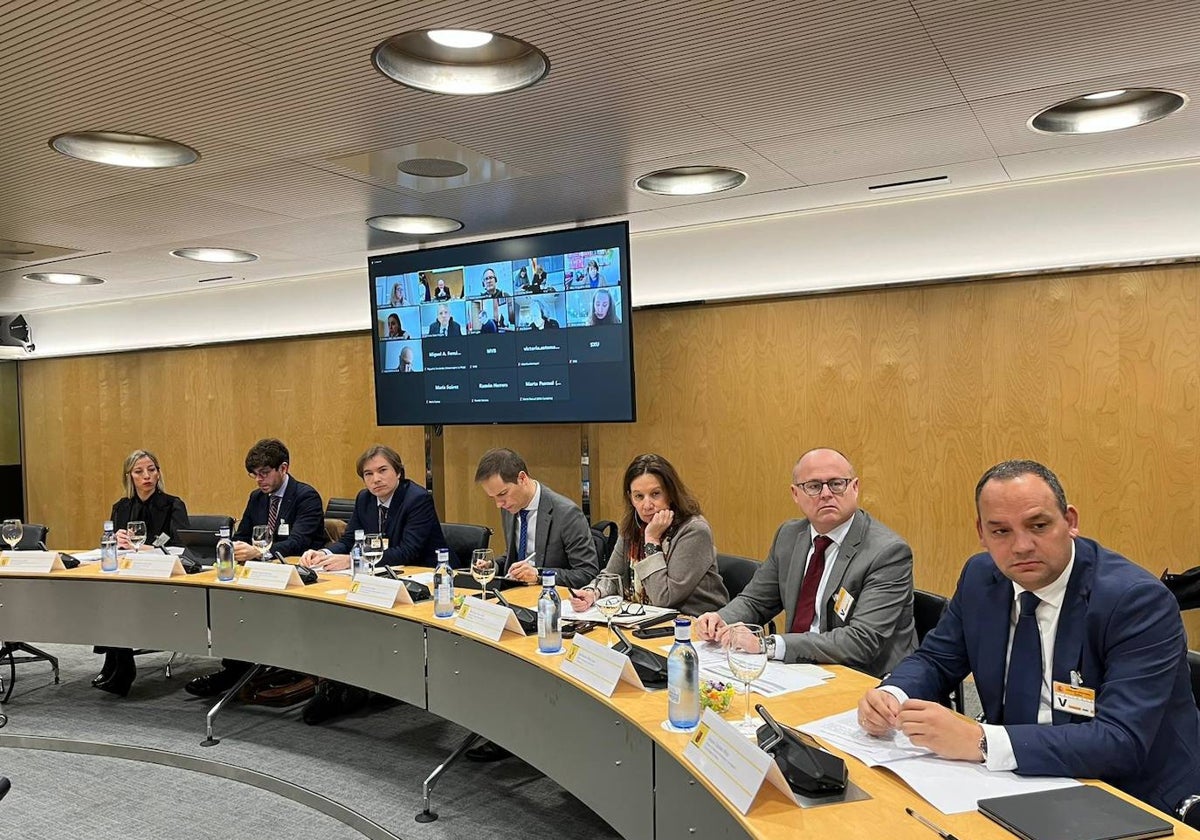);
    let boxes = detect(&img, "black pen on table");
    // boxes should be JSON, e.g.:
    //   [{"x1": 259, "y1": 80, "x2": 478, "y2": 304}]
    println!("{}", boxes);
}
[{"x1": 905, "y1": 807, "x2": 959, "y2": 840}]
